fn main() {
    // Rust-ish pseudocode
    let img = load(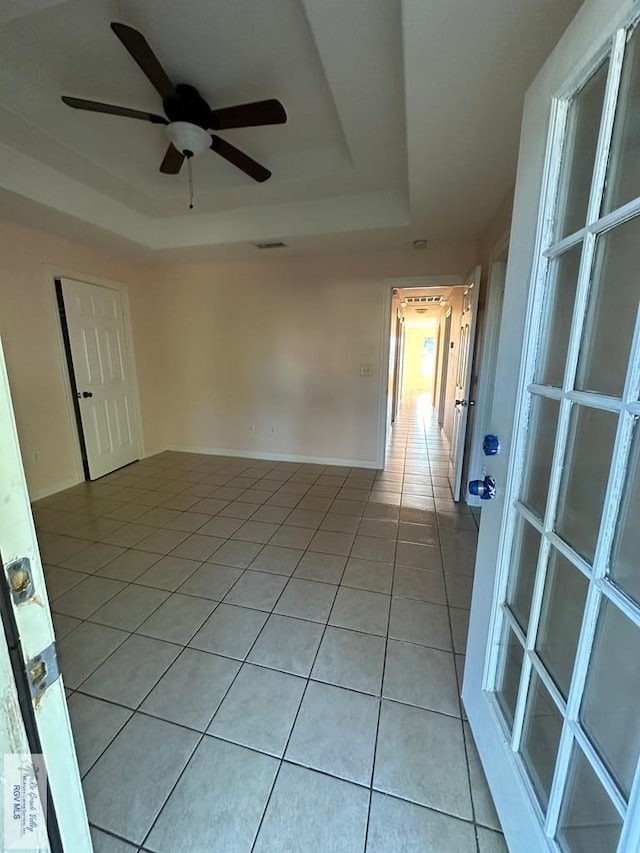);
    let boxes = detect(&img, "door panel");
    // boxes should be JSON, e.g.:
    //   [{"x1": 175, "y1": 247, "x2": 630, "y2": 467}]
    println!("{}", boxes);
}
[
  {"x1": 438, "y1": 310, "x2": 452, "y2": 426},
  {"x1": 464, "y1": 3, "x2": 640, "y2": 851},
  {"x1": 0, "y1": 336, "x2": 91, "y2": 851},
  {"x1": 448, "y1": 265, "x2": 481, "y2": 501},
  {"x1": 61, "y1": 278, "x2": 140, "y2": 480}
]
